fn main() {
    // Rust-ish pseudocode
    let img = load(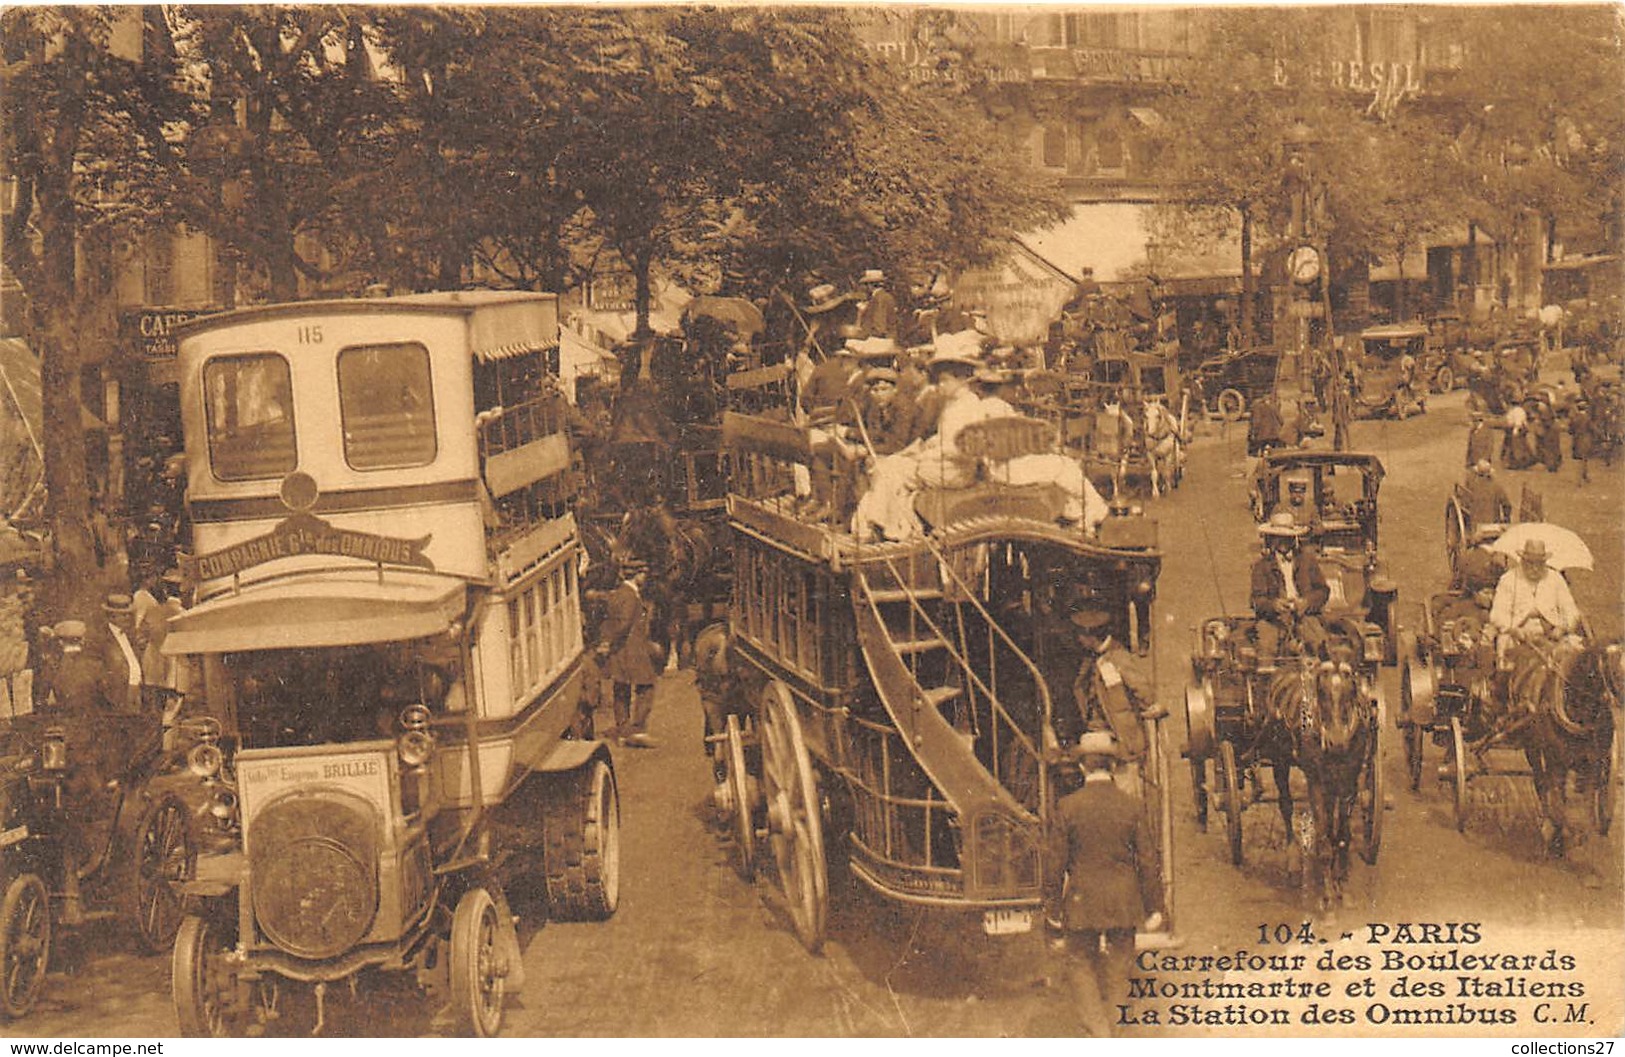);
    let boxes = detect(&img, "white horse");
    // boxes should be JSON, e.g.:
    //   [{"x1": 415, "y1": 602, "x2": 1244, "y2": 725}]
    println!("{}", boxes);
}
[{"x1": 1144, "y1": 399, "x2": 1184, "y2": 497}]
